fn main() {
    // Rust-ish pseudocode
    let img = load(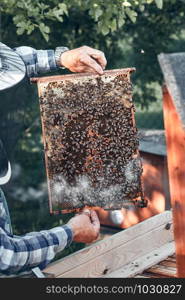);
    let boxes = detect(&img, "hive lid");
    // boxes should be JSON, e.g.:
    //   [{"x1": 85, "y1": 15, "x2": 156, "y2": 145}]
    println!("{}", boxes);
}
[
  {"x1": 139, "y1": 130, "x2": 166, "y2": 156},
  {"x1": 158, "y1": 52, "x2": 185, "y2": 127}
]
